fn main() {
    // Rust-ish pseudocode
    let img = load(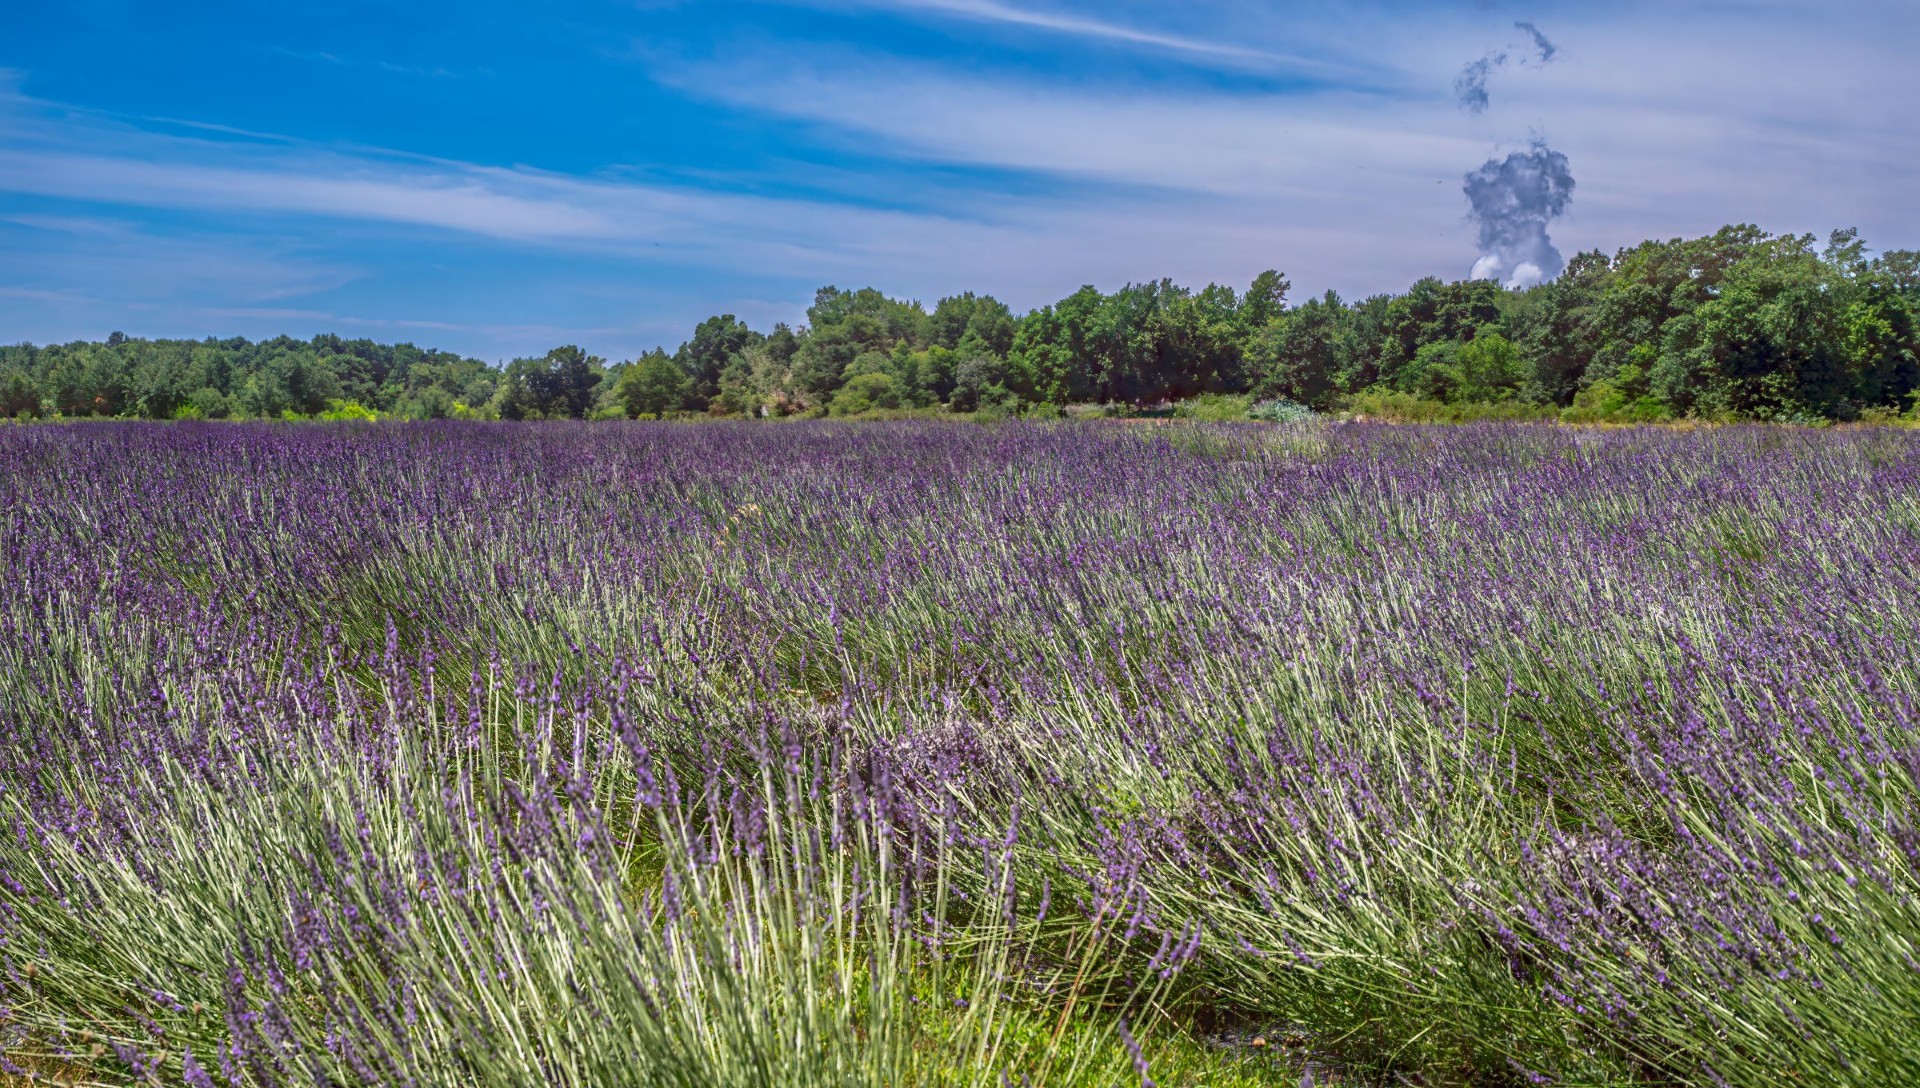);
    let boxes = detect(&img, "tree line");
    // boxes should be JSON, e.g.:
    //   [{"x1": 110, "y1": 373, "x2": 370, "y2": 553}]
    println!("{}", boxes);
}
[{"x1": 4, "y1": 224, "x2": 1916, "y2": 424}]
